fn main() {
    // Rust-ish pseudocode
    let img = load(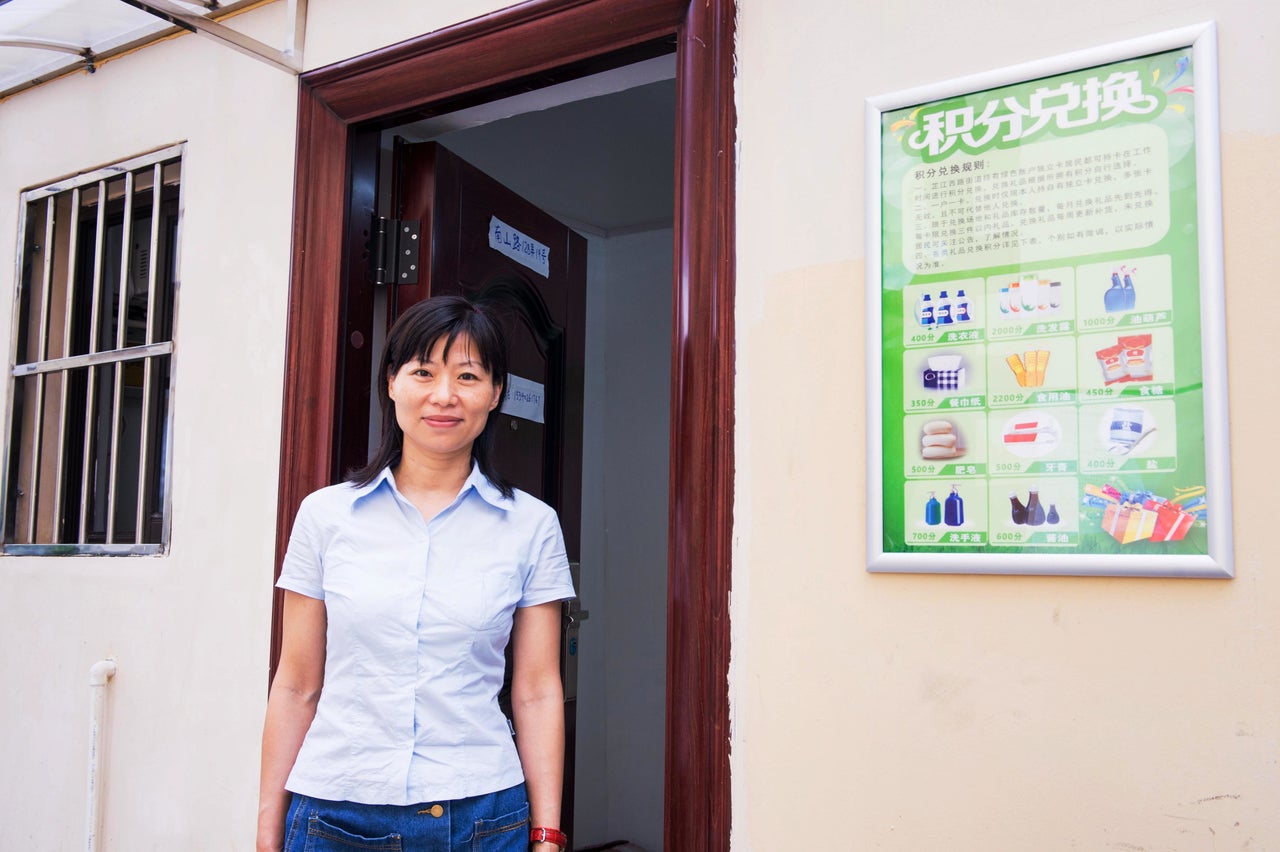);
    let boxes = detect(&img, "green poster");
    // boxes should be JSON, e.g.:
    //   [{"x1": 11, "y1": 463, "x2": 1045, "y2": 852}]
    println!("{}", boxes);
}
[{"x1": 872, "y1": 36, "x2": 1231, "y2": 575}]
